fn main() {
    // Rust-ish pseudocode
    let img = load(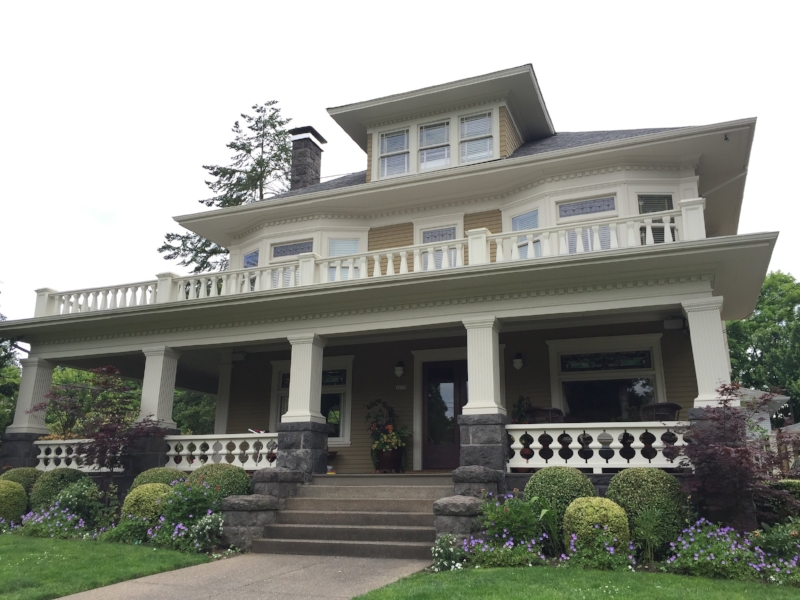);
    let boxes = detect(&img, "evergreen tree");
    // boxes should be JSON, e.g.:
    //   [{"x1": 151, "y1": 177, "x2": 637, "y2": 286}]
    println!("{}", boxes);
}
[
  {"x1": 0, "y1": 291, "x2": 21, "y2": 435},
  {"x1": 158, "y1": 101, "x2": 292, "y2": 272}
]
